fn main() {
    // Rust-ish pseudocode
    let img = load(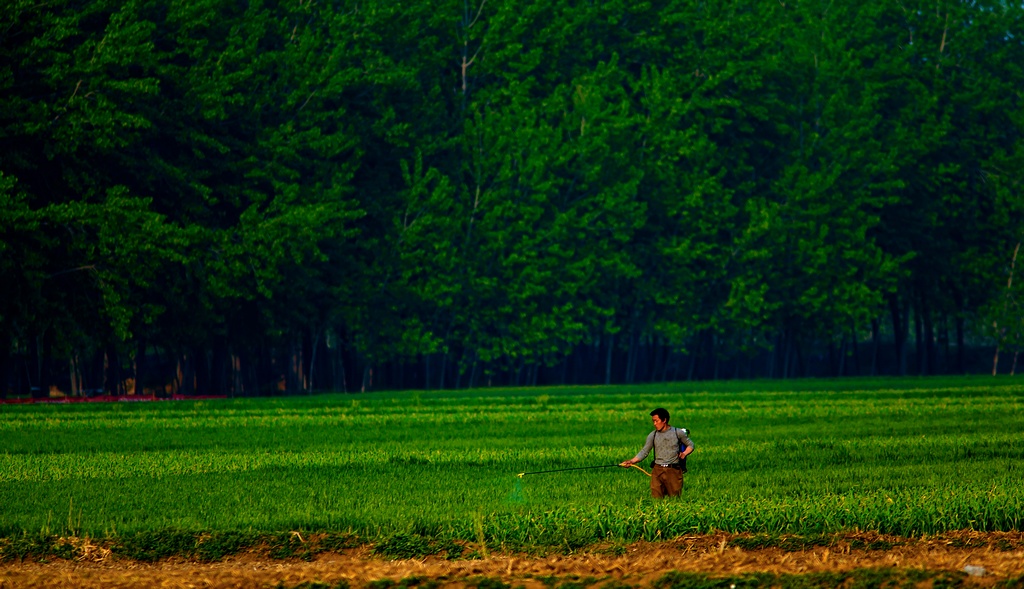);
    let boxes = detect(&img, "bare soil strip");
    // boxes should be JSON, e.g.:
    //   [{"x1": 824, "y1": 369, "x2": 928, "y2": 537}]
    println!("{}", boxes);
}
[{"x1": 2, "y1": 532, "x2": 1022, "y2": 588}]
